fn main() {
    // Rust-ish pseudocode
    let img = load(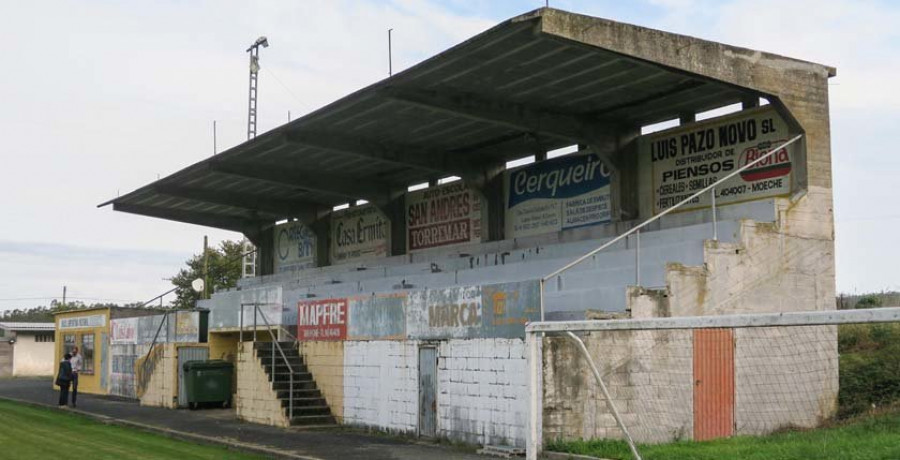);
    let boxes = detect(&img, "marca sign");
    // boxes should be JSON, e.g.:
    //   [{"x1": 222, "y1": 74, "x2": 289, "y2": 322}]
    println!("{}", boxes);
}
[
  {"x1": 505, "y1": 151, "x2": 612, "y2": 238},
  {"x1": 274, "y1": 221, "x2": 316, "y2": 272},
  {"x1": 331, "y1": 205, "x2": 390, "y2": 264},
  {"x1": 406, "y1": 182, "x2": 484, "y2": 252},
  {"x1": 645, "y1": 107, "x2": 796, "y2": 214},
  {"x1": 298, "y1": 299, "x2": 347, "y2": 341}
]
